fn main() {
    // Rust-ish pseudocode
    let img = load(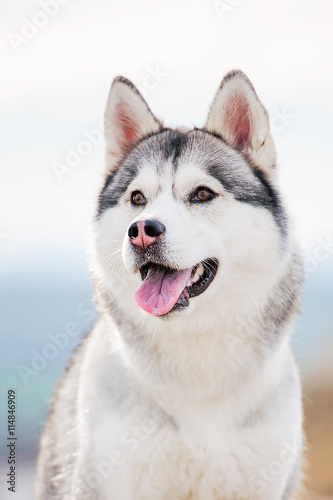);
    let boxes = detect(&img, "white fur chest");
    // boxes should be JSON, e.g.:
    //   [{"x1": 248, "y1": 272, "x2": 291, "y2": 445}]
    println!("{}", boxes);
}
[
  {"x1": 74, "y1": 323, "x2": 302, "y2": 500},
  {"x1": 84, "y1": 387, "x2": 300, "y2": 500}
]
